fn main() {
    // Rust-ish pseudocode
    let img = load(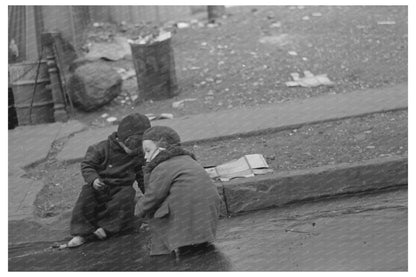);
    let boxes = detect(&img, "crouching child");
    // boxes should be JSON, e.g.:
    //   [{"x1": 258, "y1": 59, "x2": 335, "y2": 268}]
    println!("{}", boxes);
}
[
  {"x1": 67, "y1": 113, "x2": 151, "y2": 247},
  {"x1": 136, "y1": 126, "x2": 222, "y2": 257}
]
